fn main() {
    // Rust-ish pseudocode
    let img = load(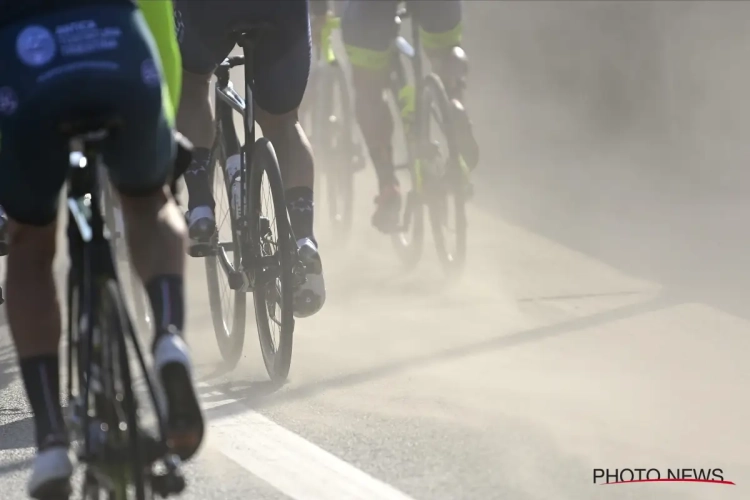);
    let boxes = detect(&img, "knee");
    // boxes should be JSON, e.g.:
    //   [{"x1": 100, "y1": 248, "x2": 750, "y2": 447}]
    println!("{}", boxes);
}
[
  {"x1": 255, "y1": 107, "x2": 300, "y2": 140},
  {"x1": 180, "y1": 69, "x2": 212, "y2": 101},
  {"x1": 8, "y1": 221, "x2": 56, "y2": 266}
]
